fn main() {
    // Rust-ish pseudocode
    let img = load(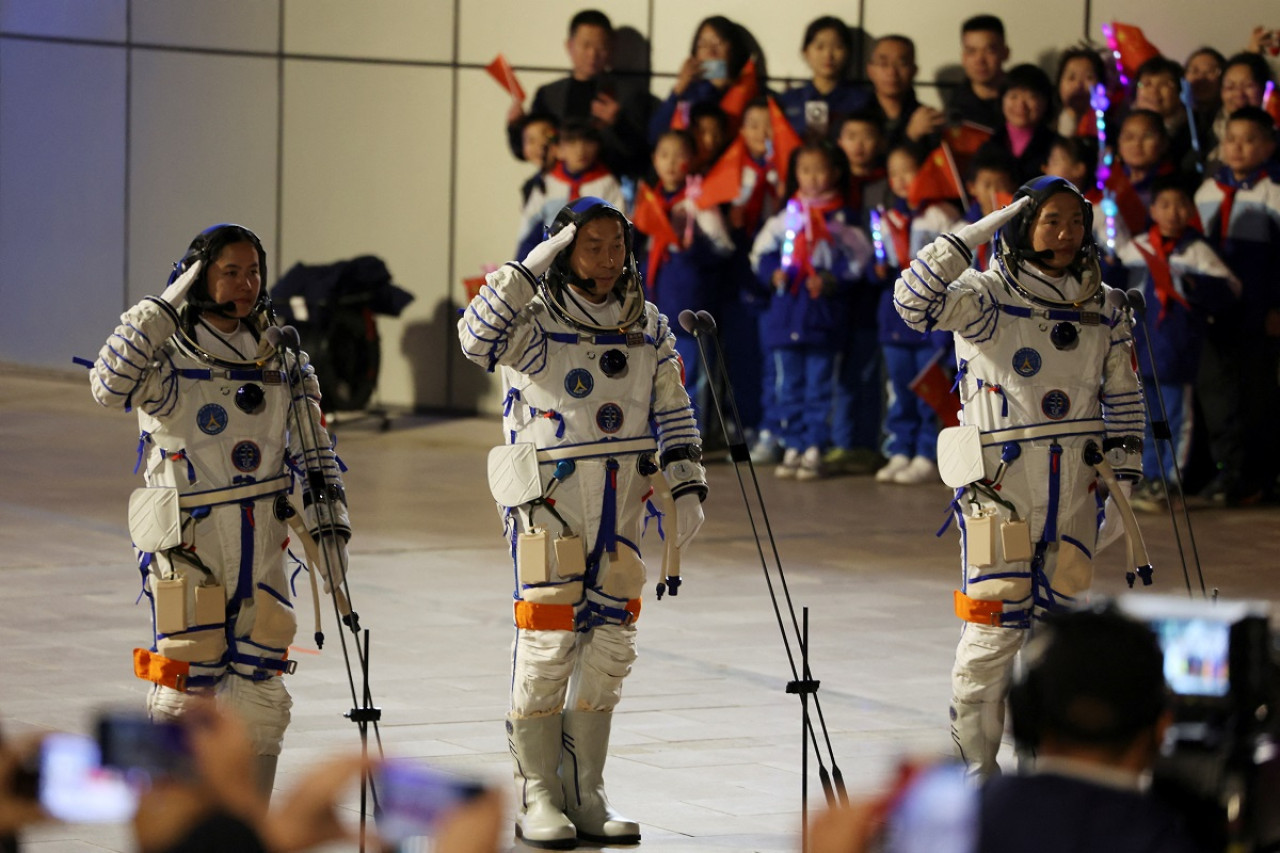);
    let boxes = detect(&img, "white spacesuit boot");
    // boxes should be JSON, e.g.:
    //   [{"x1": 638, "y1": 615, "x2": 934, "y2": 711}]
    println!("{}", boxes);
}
[
  {"x1": 561, "y1": 709, "x2": 640, "y2": 844},
  {"x1": 509, "y1": 714, "x2": 578, "y2": 849}
]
